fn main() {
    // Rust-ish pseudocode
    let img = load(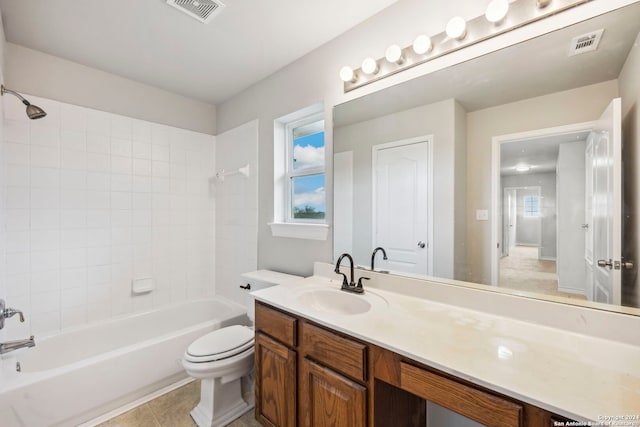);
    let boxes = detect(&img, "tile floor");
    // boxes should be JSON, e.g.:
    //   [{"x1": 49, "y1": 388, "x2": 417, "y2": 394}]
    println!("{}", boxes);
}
[{"x1": 97, "y1": 380, "x2": 261, "y2": 427}]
